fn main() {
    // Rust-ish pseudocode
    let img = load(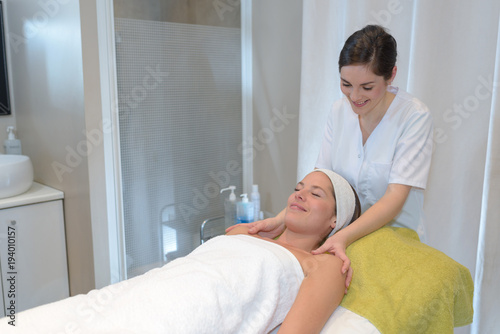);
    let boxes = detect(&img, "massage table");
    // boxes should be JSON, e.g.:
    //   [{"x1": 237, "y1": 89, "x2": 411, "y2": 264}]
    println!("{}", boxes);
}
[{"x1": 0, "y1": 227, "x2": 473, "y2": 333}]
